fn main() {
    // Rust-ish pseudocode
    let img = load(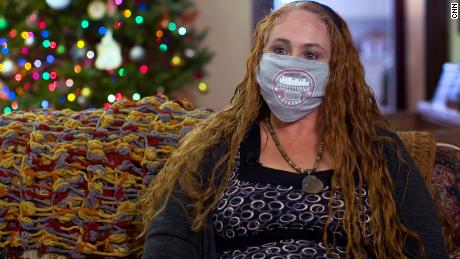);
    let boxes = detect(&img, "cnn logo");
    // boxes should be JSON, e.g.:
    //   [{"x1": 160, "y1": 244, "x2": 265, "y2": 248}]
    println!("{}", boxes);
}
[{"x1": 453, "y1": 3, "x2": 459, "y2": 19}]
